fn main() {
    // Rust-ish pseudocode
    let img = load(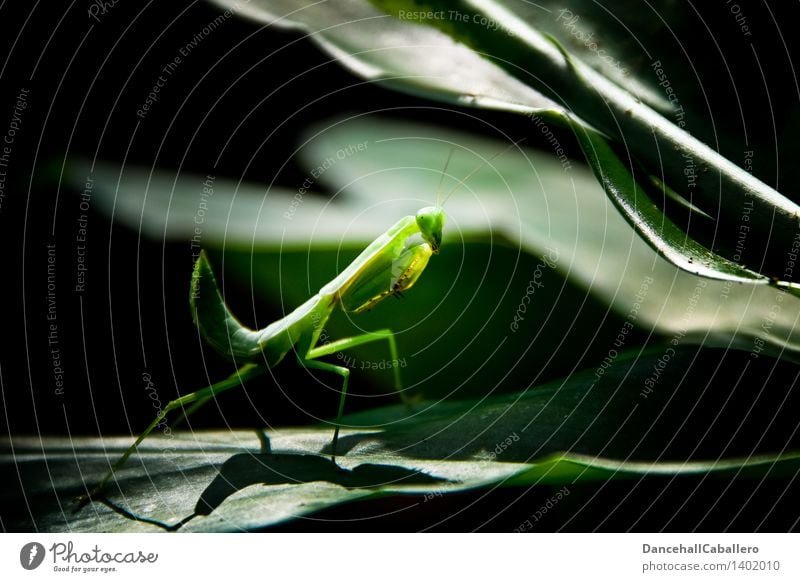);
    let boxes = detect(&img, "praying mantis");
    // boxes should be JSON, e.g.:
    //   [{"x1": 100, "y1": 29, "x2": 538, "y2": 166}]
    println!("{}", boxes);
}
[{"x1": 83, "y1": 144, "x2": 516, "y2": 501}]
